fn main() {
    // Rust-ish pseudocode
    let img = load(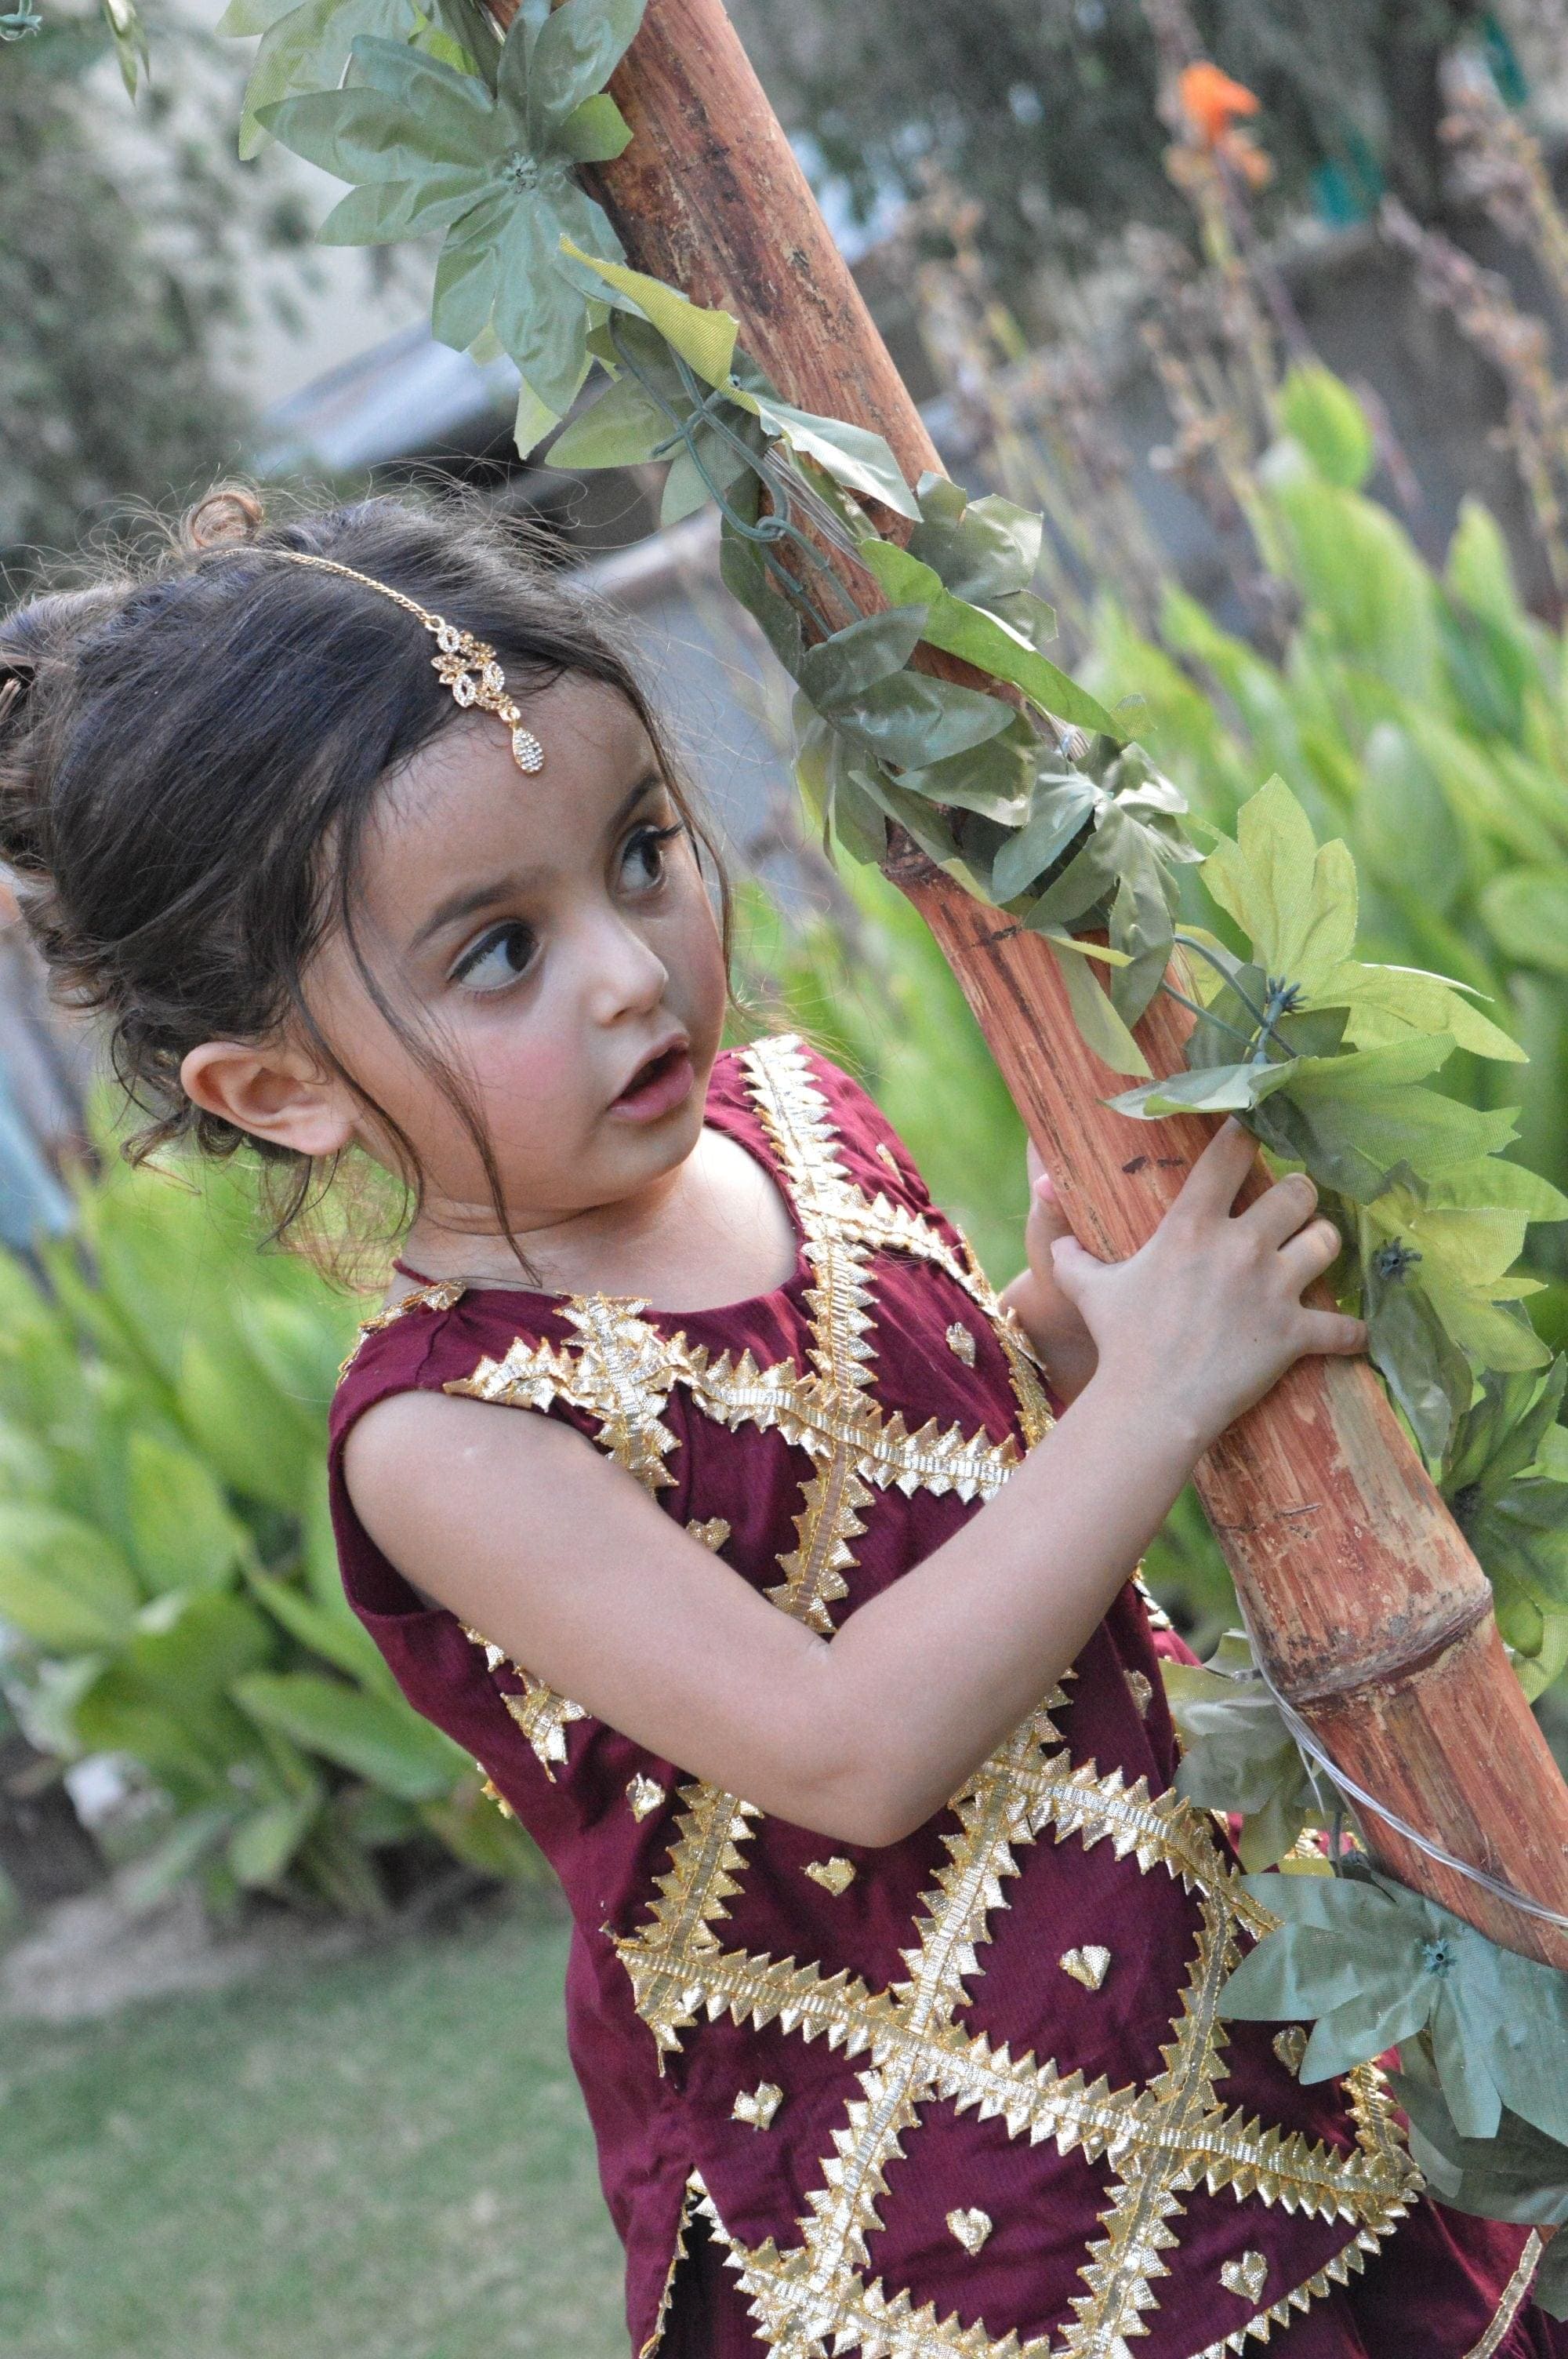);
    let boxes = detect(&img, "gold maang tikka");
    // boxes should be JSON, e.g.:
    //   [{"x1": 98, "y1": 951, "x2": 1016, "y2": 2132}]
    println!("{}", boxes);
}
[{"x1": 269, "y1": 550, "x2": 545, "y2": 773}]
